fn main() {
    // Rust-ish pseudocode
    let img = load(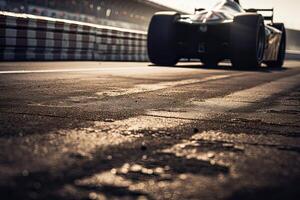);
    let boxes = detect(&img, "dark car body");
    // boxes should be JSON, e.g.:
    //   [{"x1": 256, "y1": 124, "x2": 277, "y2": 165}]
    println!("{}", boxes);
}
[
  {"x1": 147, "y1": 0, "x2": 286, "y2": 68},
  {"x1": 176, "y1": 0, "x2": 282, "y2": 62}
]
